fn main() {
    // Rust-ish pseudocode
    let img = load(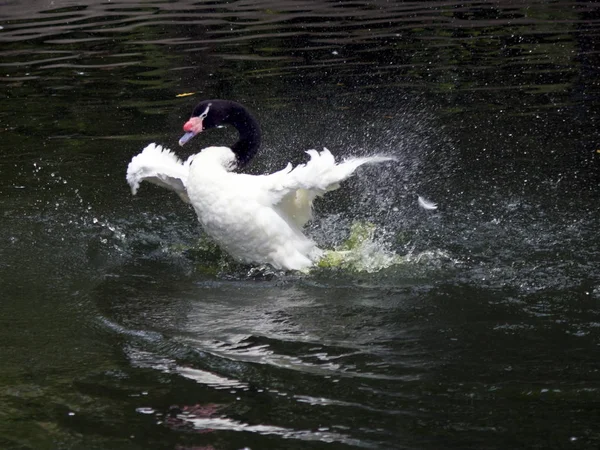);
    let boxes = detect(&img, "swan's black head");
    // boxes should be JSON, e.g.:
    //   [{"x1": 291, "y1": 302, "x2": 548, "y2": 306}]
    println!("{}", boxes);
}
[{"x1": 179, "y1": 99, "x2": 261, "y2": 167}]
